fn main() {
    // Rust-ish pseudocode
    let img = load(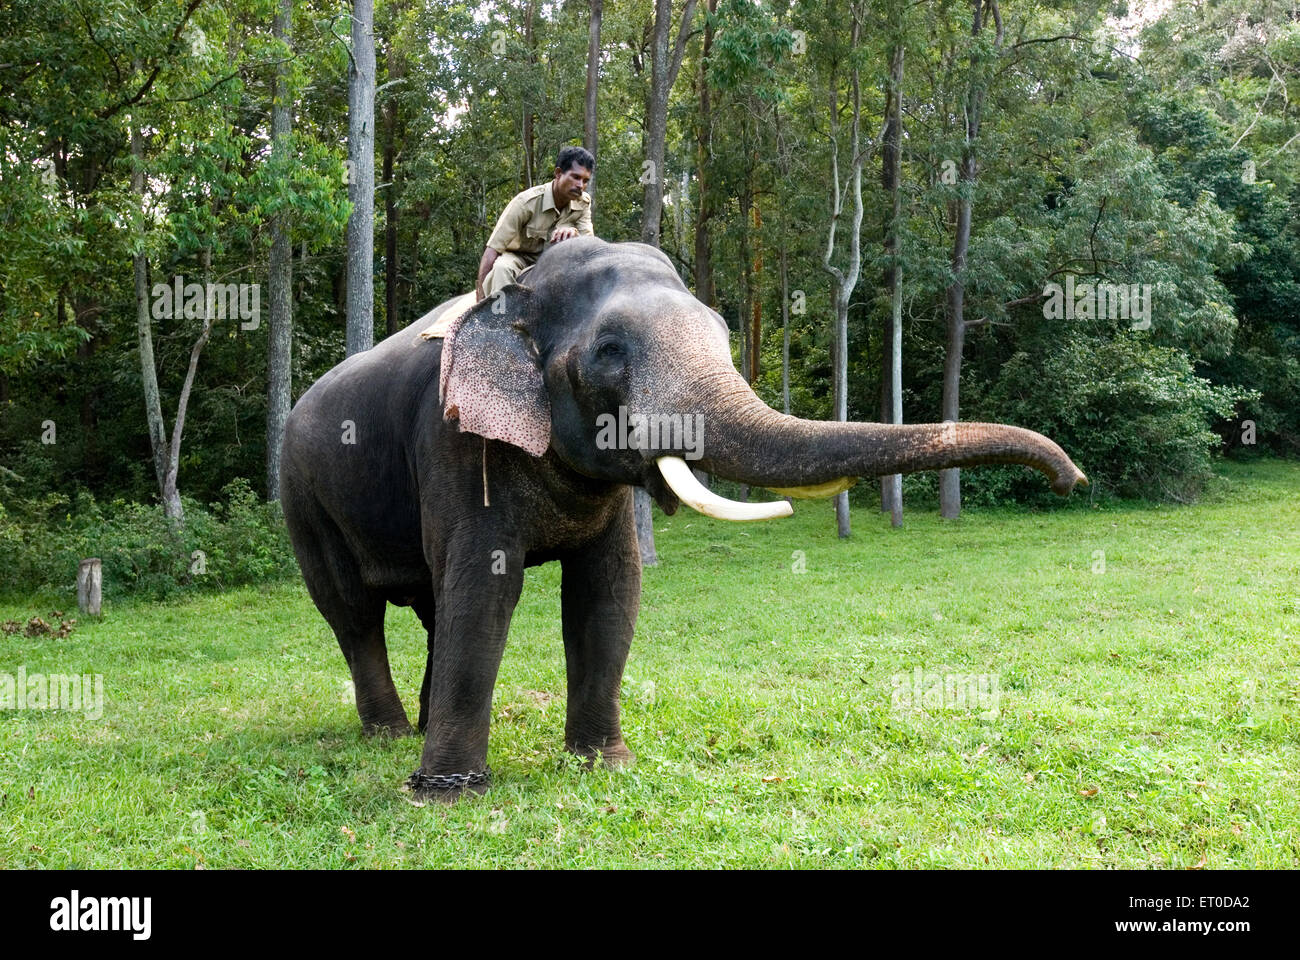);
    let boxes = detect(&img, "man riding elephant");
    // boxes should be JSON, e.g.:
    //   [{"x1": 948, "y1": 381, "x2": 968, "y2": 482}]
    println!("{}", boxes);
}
[
  {"x1": 281, "y1": 235, "x2": 1087, "y2": 802},
  {"x1": 475, "y1": 145, "x2": 595, "y2": 301}
]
